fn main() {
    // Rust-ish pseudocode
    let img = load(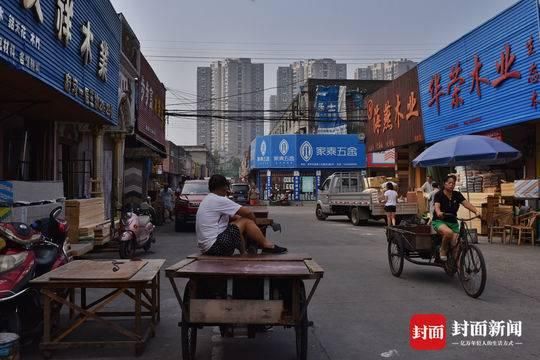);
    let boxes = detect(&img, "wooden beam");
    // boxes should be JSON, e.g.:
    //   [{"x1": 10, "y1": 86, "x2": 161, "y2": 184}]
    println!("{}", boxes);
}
[{"x1": 189, "y1": 299, "x2": 283, "y2": 324}]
